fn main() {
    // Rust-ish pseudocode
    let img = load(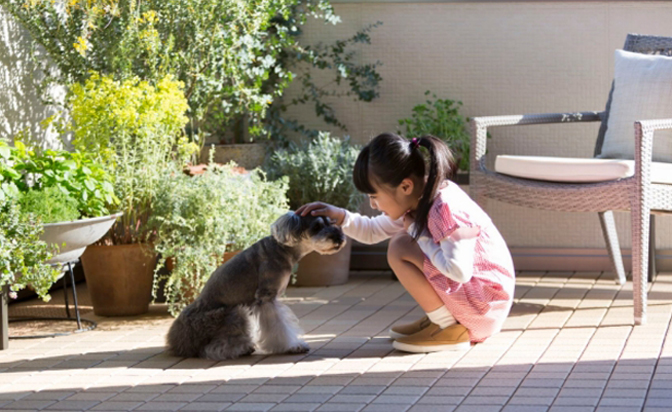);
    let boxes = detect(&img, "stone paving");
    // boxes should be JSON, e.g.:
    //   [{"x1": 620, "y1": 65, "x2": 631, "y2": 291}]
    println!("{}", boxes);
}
[{"x1": 1, "y1": 270, "x2": 672, "y2": 412}]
